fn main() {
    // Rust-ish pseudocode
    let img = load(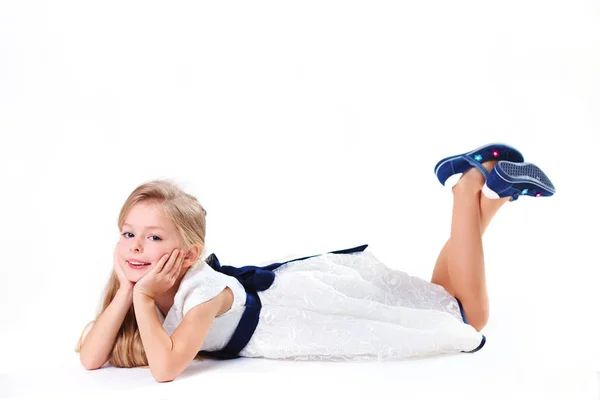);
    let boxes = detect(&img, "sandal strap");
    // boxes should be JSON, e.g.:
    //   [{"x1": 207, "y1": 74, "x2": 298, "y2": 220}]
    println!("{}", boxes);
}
[{"x1": 460, "y1": 155, "x2": 489, "y2": 179}]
